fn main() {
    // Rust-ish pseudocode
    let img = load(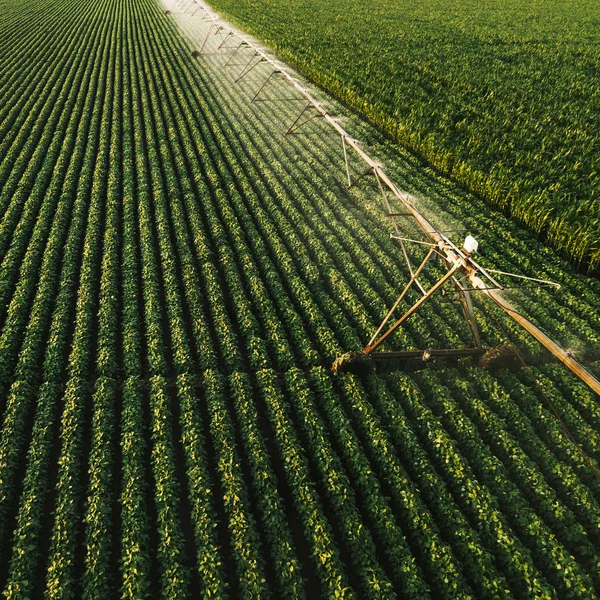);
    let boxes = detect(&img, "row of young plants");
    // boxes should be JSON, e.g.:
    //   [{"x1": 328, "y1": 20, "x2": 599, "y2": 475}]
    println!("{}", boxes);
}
[
  {"x1": 283, "y1": 368, "x2": 398, "y2": 599},
  {"x1": 416, "y1": 372, "x2": 596, "y2": 598},
  {"x1": 43, "y1": 4, "x2": 119, "y2": 592},
  {"x1": 472, "y1": 372, "x2": 600, "y2": 564},
  {"x1": 360, "y1": 374, "x2": 513, "y2": 599},
  {"x1": 0, "y1": 0, "x2": 85, "y2": 186},
  {"x1": 495, "y1": 370, "x2": 600, "y2": 508},
  {"x1": 133, "y1": 13, "x2": 305, "y2": 596},
  {"x1": 202, "y1": 370, "x2": 268, "y2": 598},
  {"x1": 130, "y1": 12, "x2": 193, "y2": 378},
  {"x1": 118, "y1": 34, "x2": 226, "y2": 583},
  {"x1": 127, "y1": 14, "x2": 290, "y2": 592},
  {"x1": 147, "y1": 377, "x2": 192, "y2": 598},
  {"x1": 113, "y1": 20, "x2": 153, "y2": 598},
  {"x1": 228, "y1": 371, "x2": 305, "y2": 598},
  {"x1": 0, "y1": 0, "x2": 116, "y2": 581},
  {"x1": 253, "y1": 368, "x2": 355, "y2": 598},
  {"x1": 80, "y1": 8, "x2": 124, "y2": 594},
  {"x1": 126, "y1": 11, "x2": 199, "y2": 598},
  {"x1": 0, "y1": 0, "x2": 101, "y2": 225},
  {"x1": 175, "y1": 375, "x2": 228, "y2": 598},
  {"x1": 139, "y1": 9, "x2": 339, "y2": 371},
  {"x1": 306, "y1": 367, "x2": 457, "y2": 598},
  {"x1": 384, "y1": 372, "x2": 556, "y2": 598},
  {"x1": 0, "y1": 0, "x2": 112, "y2": 388}
]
